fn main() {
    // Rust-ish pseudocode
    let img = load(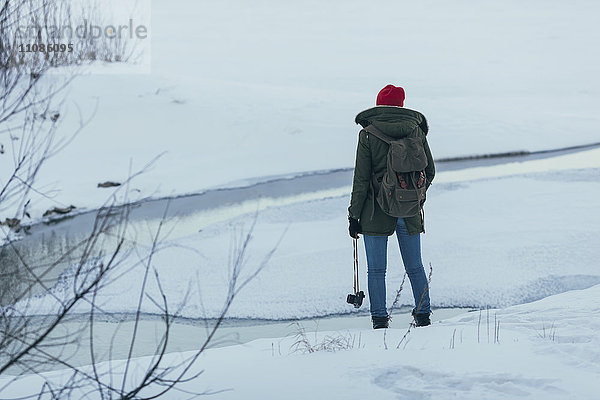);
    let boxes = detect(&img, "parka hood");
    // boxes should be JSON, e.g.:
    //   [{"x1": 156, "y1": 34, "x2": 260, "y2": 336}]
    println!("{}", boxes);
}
[{"x1": 355, "y1": 106, "x2": 428, "y2": 139}]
